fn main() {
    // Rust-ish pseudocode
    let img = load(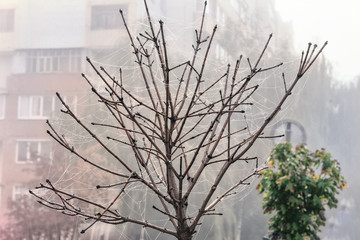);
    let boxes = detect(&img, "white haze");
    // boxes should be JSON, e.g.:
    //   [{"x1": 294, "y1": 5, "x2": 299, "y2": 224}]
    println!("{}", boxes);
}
[{"x1": 275, "y1": 0, "x2": 360, "y2": 84}]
